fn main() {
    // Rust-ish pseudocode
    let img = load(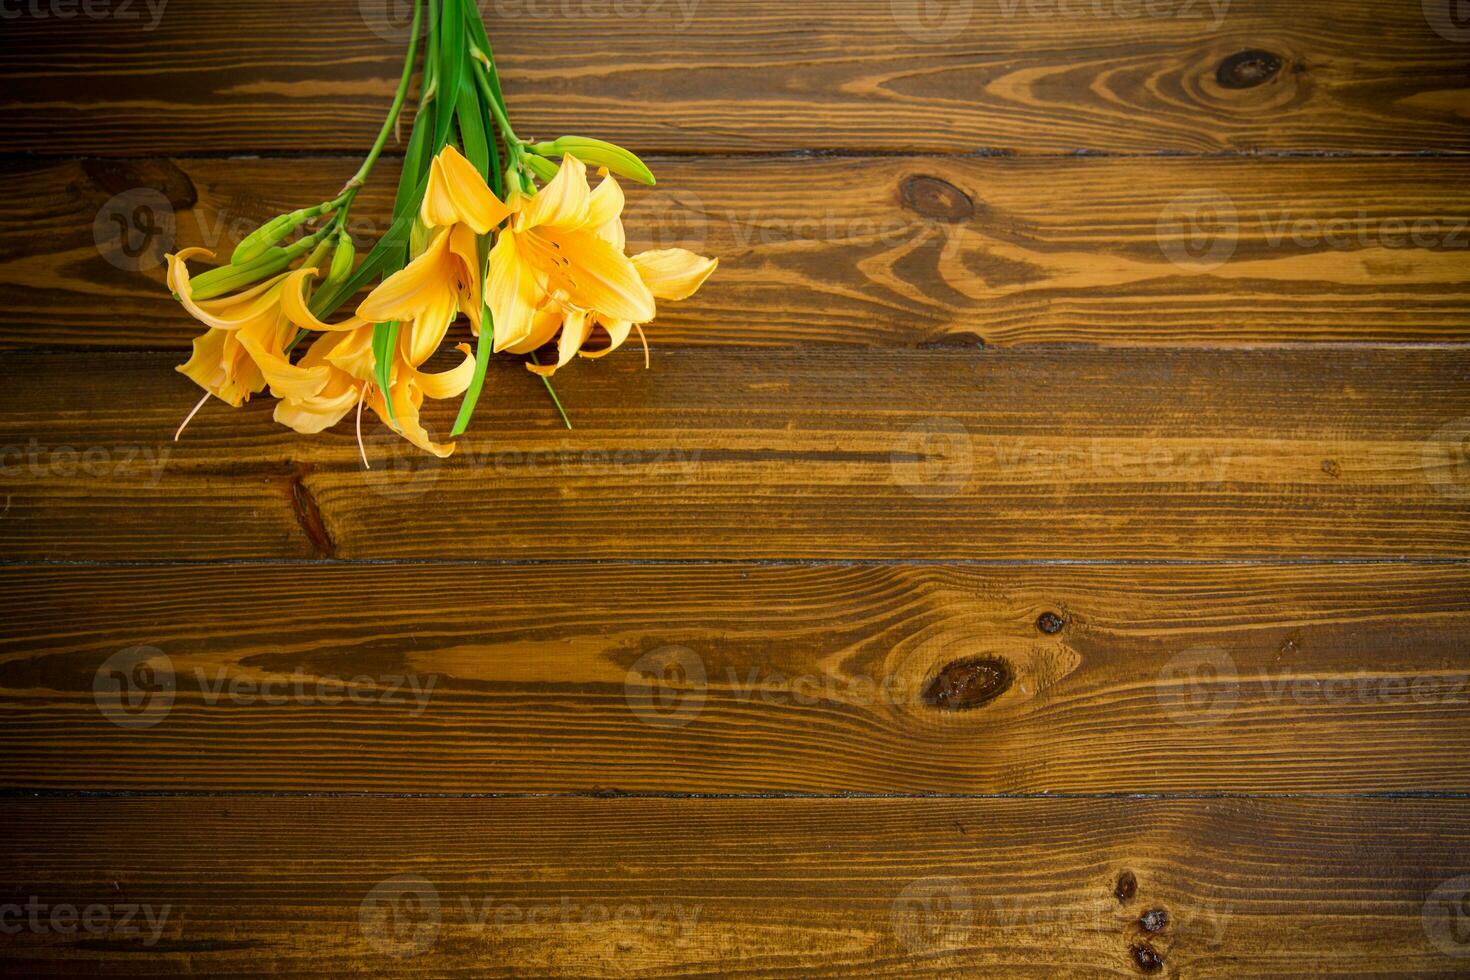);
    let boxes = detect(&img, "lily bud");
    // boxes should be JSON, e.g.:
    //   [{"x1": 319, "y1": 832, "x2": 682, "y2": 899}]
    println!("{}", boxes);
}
[
  {"x1": 530, "y1": 136, "x2": 656, "y2": 186},
  {"x1": 522, "y1": 153, "x2": 560, "y2": 183},
  {"x1": 231, "y1": 208, "x2": 314, "y2": 265},
  {"x1": 329, "y1": 233, "x2": 356, "y2": 283},
  {"x1": 188, "y1": 246, "x2": 295, "y2": 301}
]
